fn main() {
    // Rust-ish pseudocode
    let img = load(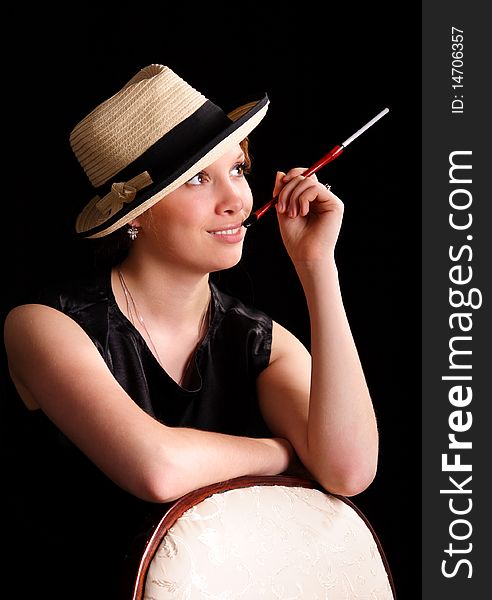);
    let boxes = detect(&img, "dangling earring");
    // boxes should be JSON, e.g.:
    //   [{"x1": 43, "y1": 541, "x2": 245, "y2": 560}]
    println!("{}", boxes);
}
[{"x1": 127, "y1": 224, "x2": 139, "y2": 241}]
